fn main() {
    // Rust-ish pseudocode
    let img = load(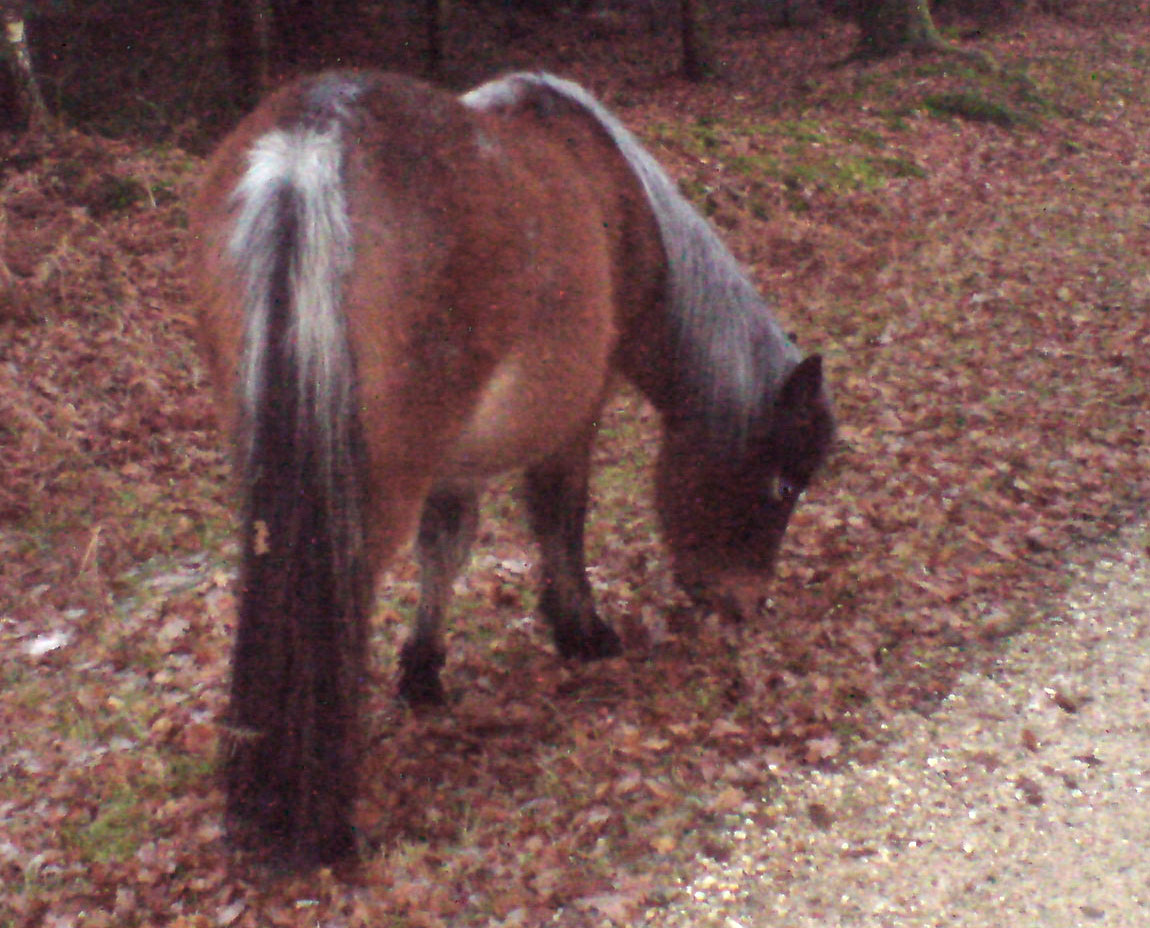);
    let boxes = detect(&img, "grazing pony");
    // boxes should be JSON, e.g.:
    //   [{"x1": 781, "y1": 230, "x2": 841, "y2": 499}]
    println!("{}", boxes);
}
[{"x1": 191, "y1": 70, "x2": 833, "y2": 864}]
